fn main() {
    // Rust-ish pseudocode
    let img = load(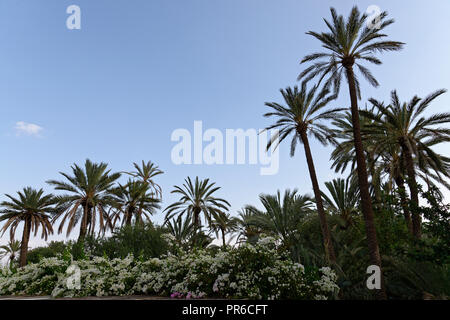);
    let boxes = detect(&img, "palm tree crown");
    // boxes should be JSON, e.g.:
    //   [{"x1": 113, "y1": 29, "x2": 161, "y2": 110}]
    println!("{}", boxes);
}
[
  {"x1": 264, "y1": 84, "x2": 342, "y2": 153},
  {"x1": 0, "y1": 240, "x2": 21, "y2": 265},
  {"x1": 298, "y1": 6, "x2": 404, "y2": 96},
  {"x1": 164, "y1": 177, "x2": 230, "y2": 230},
  {"x1": 47, "y1": 159, "x2": 121, "y2": 241},
  {"x1": 124, "y1": 161, "x2": 164, "y2": 198},
  {"x1": 366, "y1": 89, "x2": 450, "y2": 184},
  {"x1": 110, "y1": 179, "x2": 161, "y2": 227},
  {"x1": 244, "y1": 190, "x2": 313, "y2": 248},
  {"x1": 321, "y1": 178, "x2": 360, "y2": 227}
]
